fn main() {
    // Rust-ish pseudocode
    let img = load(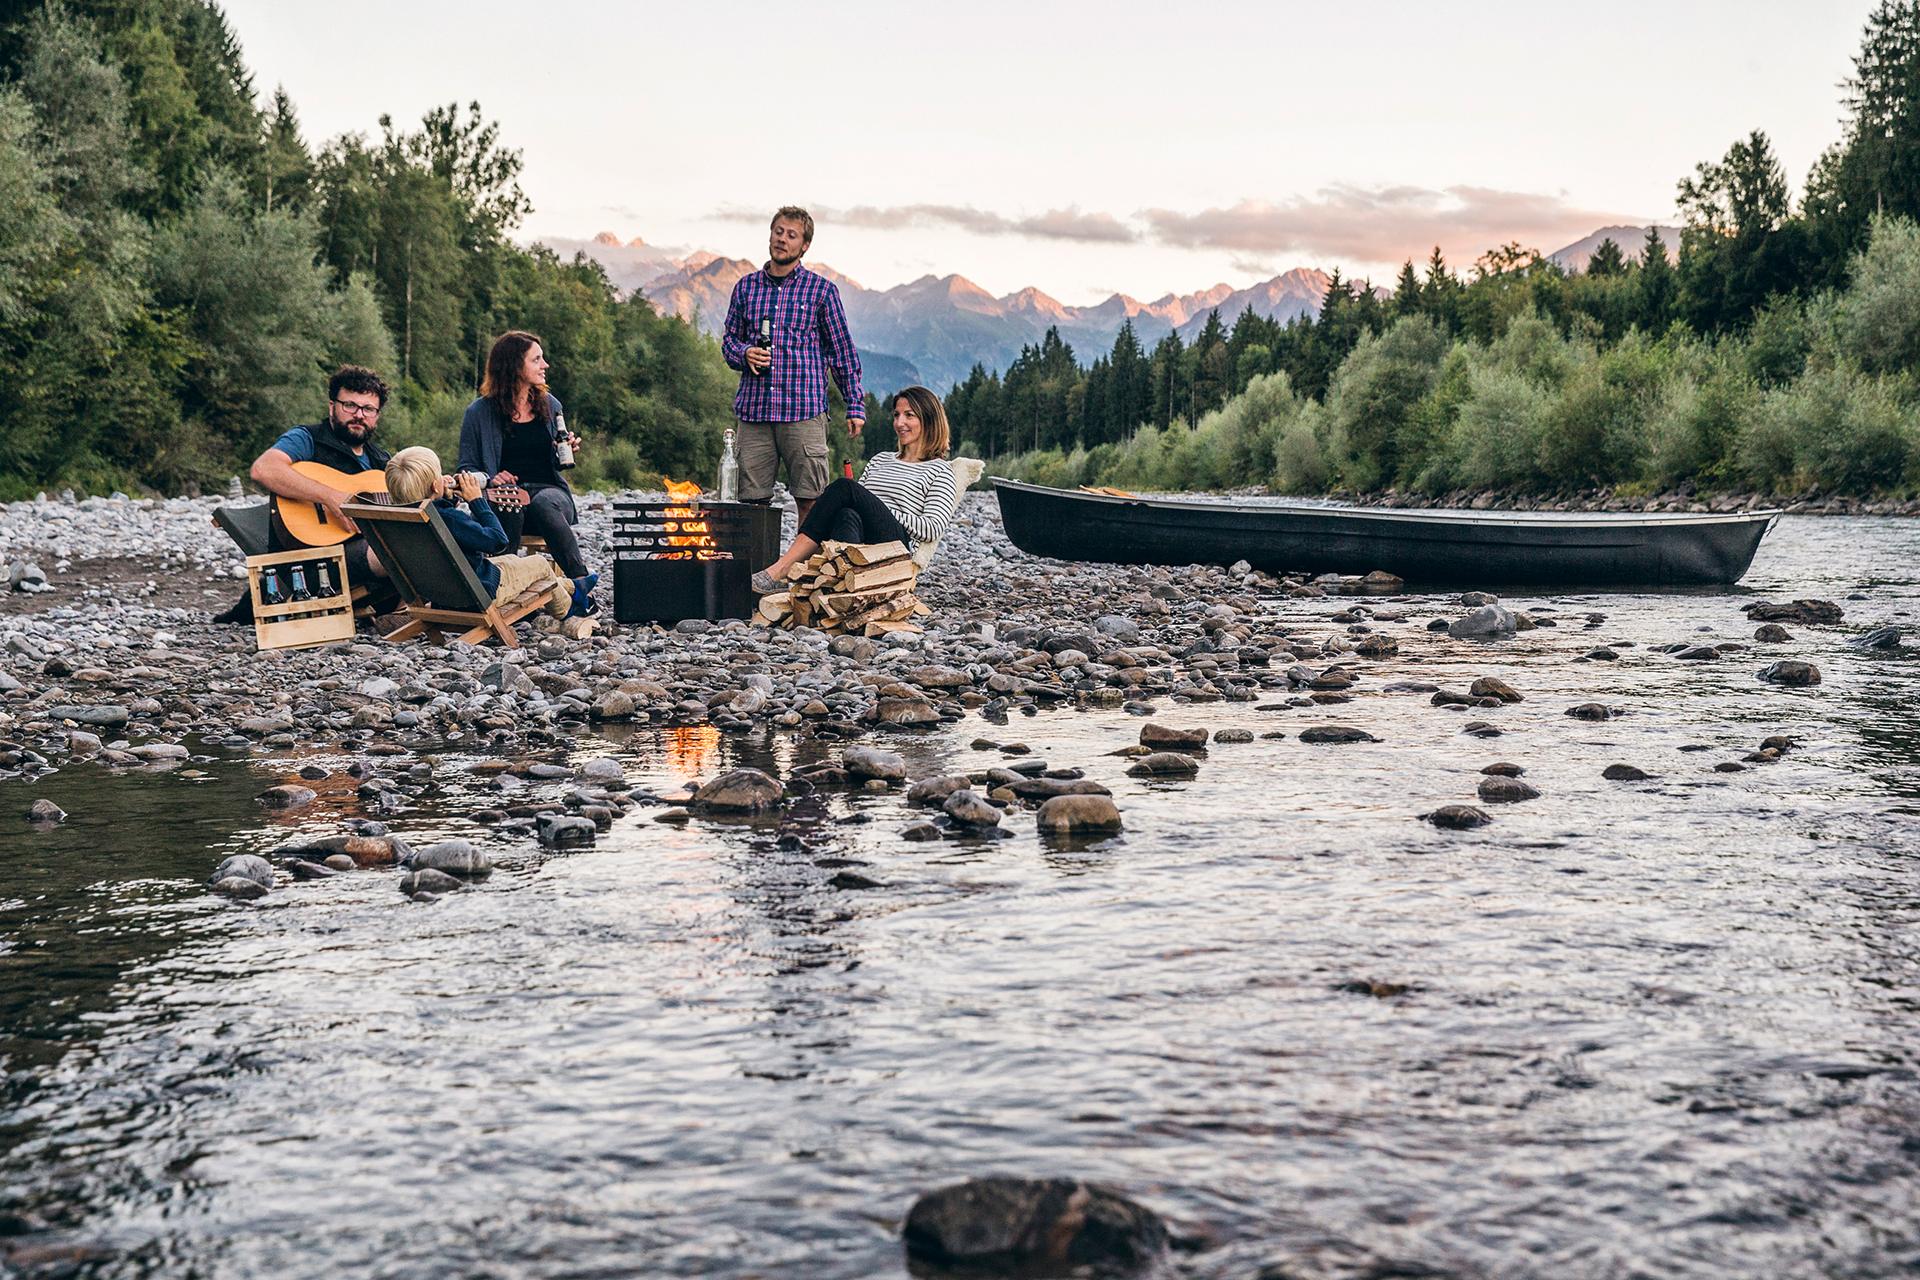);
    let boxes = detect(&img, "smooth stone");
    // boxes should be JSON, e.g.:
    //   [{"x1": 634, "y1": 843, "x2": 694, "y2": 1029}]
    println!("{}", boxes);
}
[
  {"x1": 1298, "y1": 725, "x2": 1378, "y2": 743},
  {"x1": 1481, "y1": 762, "x2": 1525, "y2": 776},
  {"x1": 1458, "y1": 591, "x2": 1499, "y2": 607},
  {"x1": 1125, "y1": 752, "x2": 1199, "y2": 776},
  {"x1": 903, "y1": 1176, "x2": 1167, "y2": 1271},
  {"x1": 907, "y1": 774, "x2": 972, "y2": 805},
  {"x1": 211, "y1": 876, "x2": 268, "y2": 899},
  {"x1": 323, "y1": 854, "x2": 356, "y2": 871},
  {"x1": 1565, "y1": 703, "x2": 1616, "y2": 721},
  {"x1": 65, "y1": 731, "x2": 101, "y2": 755},
  {"x1": 1448, "y1": 604, "x2": 1517, "y2": 639},
  {"x1": 900, "y1": 821, "x2": 943, "y2": 841},
  {"x1": 344, "y1": 836, "x2": 400, "y2": 866},
  {"x1": 256, "y1": 784, "x2": 316, "y2": 809},
  {"x1": 288, "y1": 860, "x2": 341, "y2": 879},
  {"x1": 829, "y1": 870, "x2": 884, "y2": 889},
  {"x1": 537, "y1": 814, "x2": 597, "y2": 844},
  {"x1": 579, "y1": 757, "x2": 626, "y2": 784},
  {"x1": 1714, "y1": 761, "x2": 1748, "y2": 772},
  {"x1": 399, "y1": 868, "x2": 464, "y2": 895},
  {"x1": 871, "y1": 697, "x2": 941, "y2": 726},
  {"x1": 49, "y1": 704, "x2": 130, "y2": 727},
  {"x1": 1758, "y1": 660, "x2": 1821, "y2": 686},
  {"x1": 1094, "y1": 615, "x2": 1141, "y2": 643},
  {"x1": 689, "y1": 767, "x2": 784, "y2": 812},
  {"x1": 1477, "y1": 775, "x2": 1541, "y2": 803},
  {"x1": 1468, "y1": 676, "x2": 1523, "y2": 702},
  {"x1": 1139, "y1": 723, "x2": 1208, "y2": 749},
  {"x1": 406, "y1": 840, "x2": 492, "y2": 876},
  {"x1": 1672, "y1": 645, "x2": 1720, "y2": 661},
  {"x1": 1010, "y1": 777, "x2": 1113, "y2": 798},
  {"x1": 296, "y1": 763, "x2": 329, "y2": 779},
  {"x1": 1602, "y1": 763, "x2": 1653, "y2": 781},
  {"x1": 842, "y1": 745, "x2": 908, "y2": 781},
  {"x1": 942, "y1": 789, "x2": 1003, "y2": 827},
  {"x1": 1035, "y1": 794, "x2": 1124, "y2": 833},
  {"x1": 1753, "y1": 623, "x2": 1793, "y2": 642},
  {"x1": 207, "y1": 853, "x2": 273, "y2": 890},
  {"x1": 1461, "y1": 721, "x2": 1502, "y2": 737},
  {"x1": 590, "y1": 691, "x2": 636, "y2": 720},
  {"x1": 1428, "y1": 804, "x2": 1492, "y2": 829},
  {"x1": 1212, "y1": 728, "x2": 1253, "y2": 743}
]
